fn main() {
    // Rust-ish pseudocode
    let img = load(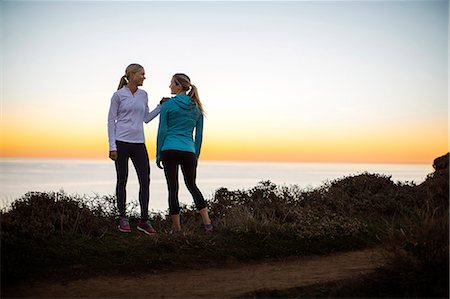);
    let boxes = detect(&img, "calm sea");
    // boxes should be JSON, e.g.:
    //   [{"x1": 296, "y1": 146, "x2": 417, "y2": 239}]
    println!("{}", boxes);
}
[{"x1": 0, "y1": 158, "x2": 433, "y2": 213}]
